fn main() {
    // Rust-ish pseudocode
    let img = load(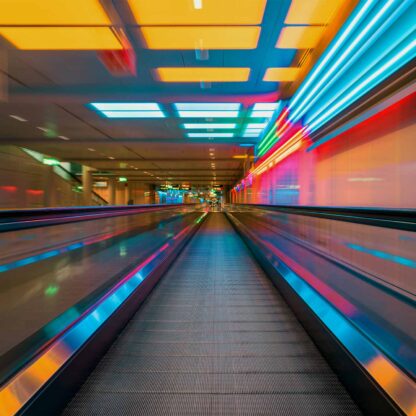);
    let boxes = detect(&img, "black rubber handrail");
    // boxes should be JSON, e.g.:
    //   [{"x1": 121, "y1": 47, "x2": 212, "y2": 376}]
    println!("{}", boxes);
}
[
  {"x1": 232, "y1": 204, "x2": 416, "y2": 231},
  {"x1": 0, "y1": 204, "x2": 196, "y2": 232}
]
